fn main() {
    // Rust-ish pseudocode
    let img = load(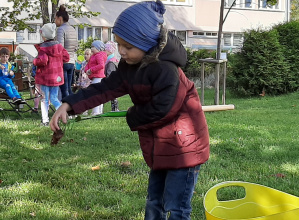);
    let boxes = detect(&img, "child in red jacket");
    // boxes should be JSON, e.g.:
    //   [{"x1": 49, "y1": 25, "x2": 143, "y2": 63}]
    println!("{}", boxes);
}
[
  {"x1": 85, "y1": 40, "x2": 107, "y2": 115},
  {"x1": 33, "y1": 23, "x2": 69, "y2": 126}
]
